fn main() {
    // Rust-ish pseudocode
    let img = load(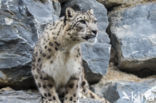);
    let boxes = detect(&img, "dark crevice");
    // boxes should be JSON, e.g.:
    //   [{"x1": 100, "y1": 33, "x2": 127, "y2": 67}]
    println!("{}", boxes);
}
[
  {"x1": 121, "y1": 69, "x2": 156, "y2": 78},
  {"x1": 106, "y1": 15, "x2": 120, "y2": 66},
  {"x1": 83, "y1": 60, "x2": 102, "y2": 84},
  {"x1": 105, "y1": 4, "x2": 122, "y2": 12},
  {"x1": 0, "y1": 64, "x2": 36, "y2": 90}
]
